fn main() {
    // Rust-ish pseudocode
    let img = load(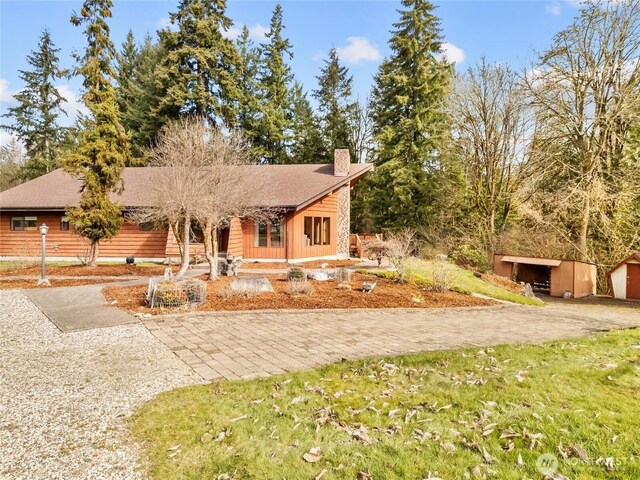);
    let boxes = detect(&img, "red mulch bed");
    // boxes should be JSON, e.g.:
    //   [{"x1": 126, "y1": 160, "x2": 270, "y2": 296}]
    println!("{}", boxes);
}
[
  {"x1": 240, "y1": 260, "x2": 362, "y2": 270},
  {"x1": 0, "y1": 264, "x2": 174, "y2": 278},
  {"x1": 0, "y1": 278, "x2": 123, "y2": 289},
  {"x1": 103, "y1": 272, "x2": 494, "y2": 315},
  {"x1": 481, "y1": 272, "x2": 524, "y2": 294}
]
